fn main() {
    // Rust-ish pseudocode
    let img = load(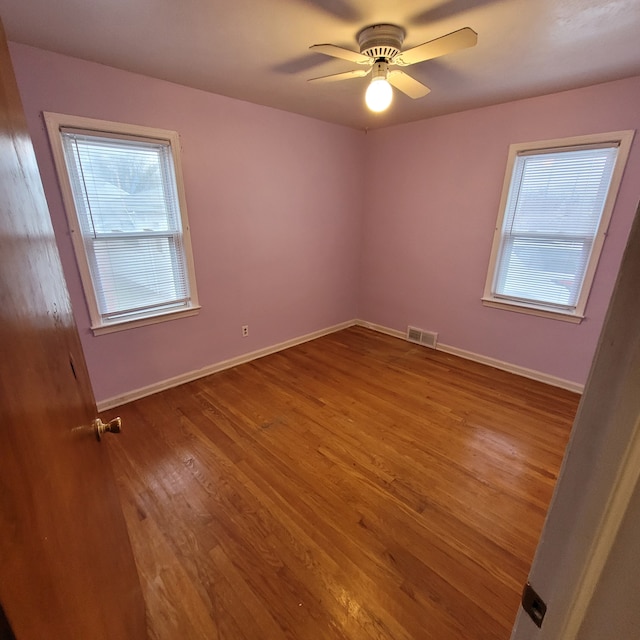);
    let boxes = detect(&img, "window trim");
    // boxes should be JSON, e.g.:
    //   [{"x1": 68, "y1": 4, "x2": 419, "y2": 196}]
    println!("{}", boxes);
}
[
  {"x1": 482, "y1": 130, "x2": 634, "y2": 322},
  {"x1": 44, "y1": 112, "x2": 200, "y2": 335}
]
